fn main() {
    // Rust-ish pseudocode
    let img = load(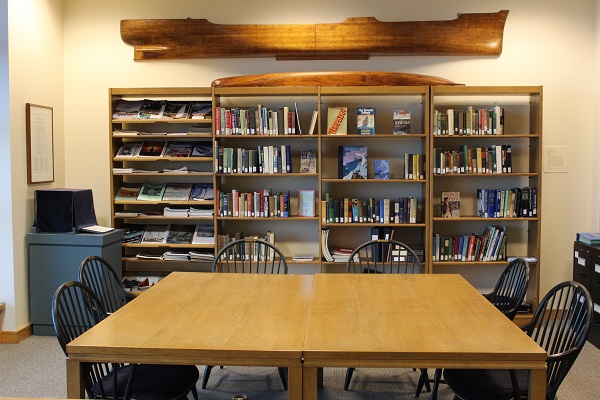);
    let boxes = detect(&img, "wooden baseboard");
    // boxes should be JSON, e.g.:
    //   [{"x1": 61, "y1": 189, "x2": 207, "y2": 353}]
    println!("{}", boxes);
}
[{"x1": 0, "y1": 324, "x2": 32, "y2": 344}]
